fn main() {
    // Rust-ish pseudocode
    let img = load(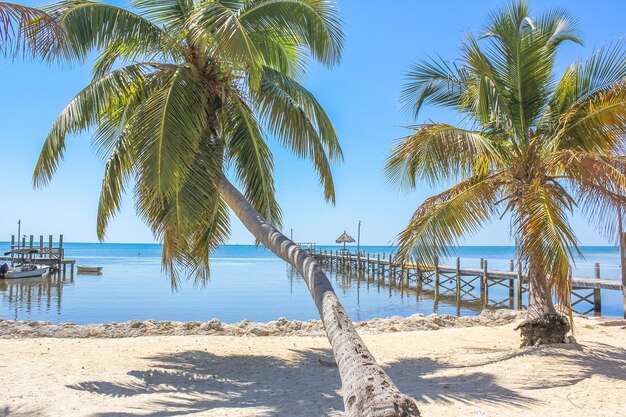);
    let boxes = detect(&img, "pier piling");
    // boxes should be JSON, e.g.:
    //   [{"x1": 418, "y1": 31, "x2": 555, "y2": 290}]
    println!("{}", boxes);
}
[
  {"x1": 2, "y1": 233, "x2": 75, "y2": 275},
  {"x1": 311, "y1": 249, "x2": 624, "y2": 316},
  {"x1": 594, "y1": 263, "x2": 602, "y2": 315}
]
